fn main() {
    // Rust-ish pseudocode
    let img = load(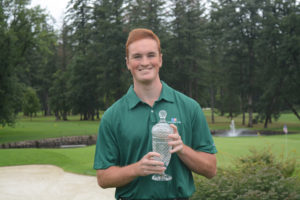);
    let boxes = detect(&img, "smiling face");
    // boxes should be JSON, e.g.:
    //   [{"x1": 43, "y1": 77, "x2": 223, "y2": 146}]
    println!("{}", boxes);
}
[{"x1": 126, "y1": 38, "x2": 162, "y2": 85}]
